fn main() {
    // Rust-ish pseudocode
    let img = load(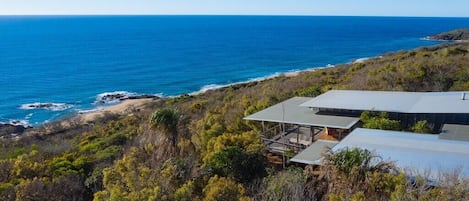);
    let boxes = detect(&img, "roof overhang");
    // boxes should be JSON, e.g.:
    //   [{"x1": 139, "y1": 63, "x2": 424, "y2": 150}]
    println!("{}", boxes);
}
[
  {"x1": 440, "y1": 124, "x2": 469, "y2": 141},
  {"x1": 332, "y1": 128, "x2": 469, "y2": 180},
  {"x1": 244, "y1": 97, "x2": 360, "y2": 129},
  {"x1": 300, "y1": 90, "x2": 469, "y2": 114},
  {"x1": 290, "y1": 140, "x2": 339, "y2": 165}
]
